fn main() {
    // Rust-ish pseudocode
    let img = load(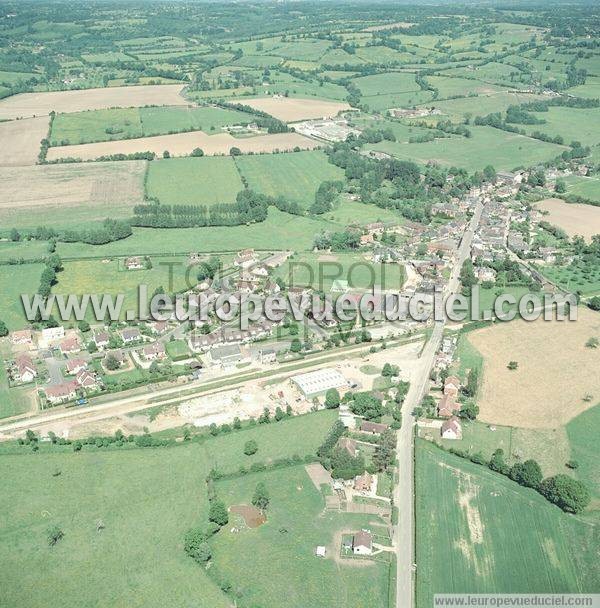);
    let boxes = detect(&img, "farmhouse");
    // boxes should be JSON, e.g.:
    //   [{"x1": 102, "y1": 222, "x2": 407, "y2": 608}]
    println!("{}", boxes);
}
[
  {"x1": 234, "y1": 249, "x2": 258, "y2": 269},
  {"x1": 291, "y1": 368, "x2": 349, "y2": 399},
  {"x1": 65, "y1": 358, "x2": 87, "y2": 375},
  {"x1": 124, "y1": 256, "x2": 144, "y2": 270},
  {"x1": 352, "y1": 531, "x2": 373, "y2": 556},
  {"x1": 143, "y1": 342, "x2": 166, "y2": 360},
  {"x1": 121, "y1": 328, "x2": 141, "y2": 344},
  {"x1": 337, "y1": 437, "x2": 358, "y2": 457},
  {"x1": 10, "y1": 329, "x2": 33, "y2": 345},
  {"x1": 360, "y1": 420, "x2": 389, "y2": 435},
  {"x1": 45, "y1": 380, "x2": 78, "y2": 404},
  {"x1": 438, "y1": 394, "x2": 459, "y2": 418},
  {"x1": 444, "y1": 376, "x2": 460, "y2": 398},
  {"x1": 354, "y1": 472, "x2": 373, "y2": 493},
  {"x1": 16, "y1": 355, "x2": 36, "y2": 383},
  {"x1": 441, "y1": 417, "x2": 463, "y2": 440}
]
